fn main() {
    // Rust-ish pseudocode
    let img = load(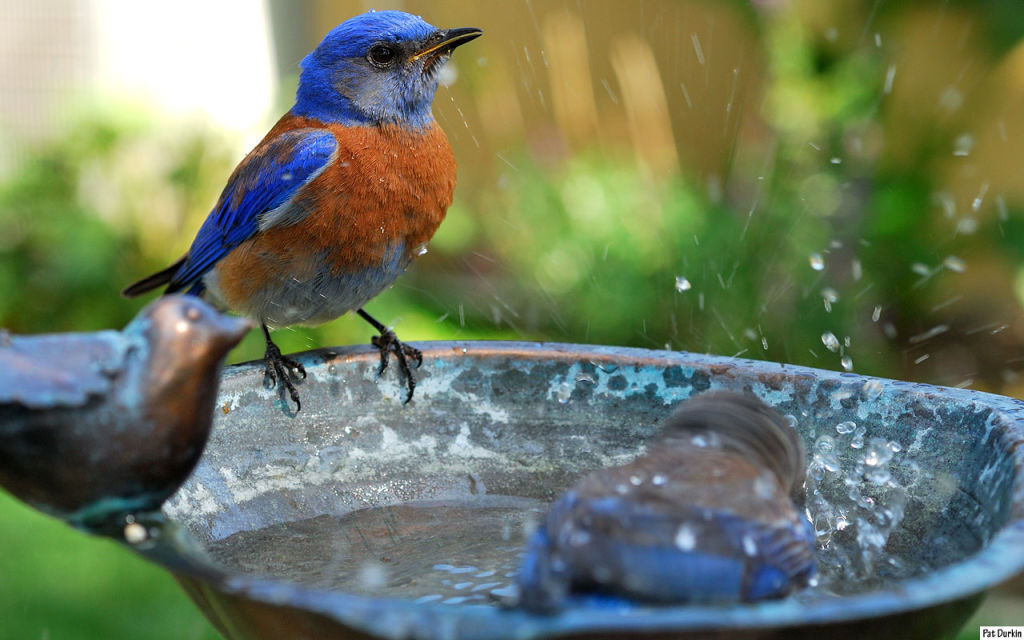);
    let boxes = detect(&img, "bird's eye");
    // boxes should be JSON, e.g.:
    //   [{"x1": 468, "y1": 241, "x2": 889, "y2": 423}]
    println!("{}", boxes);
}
[{"x1": 368, "y1": 44, "x2": 397, "y2": 68}]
